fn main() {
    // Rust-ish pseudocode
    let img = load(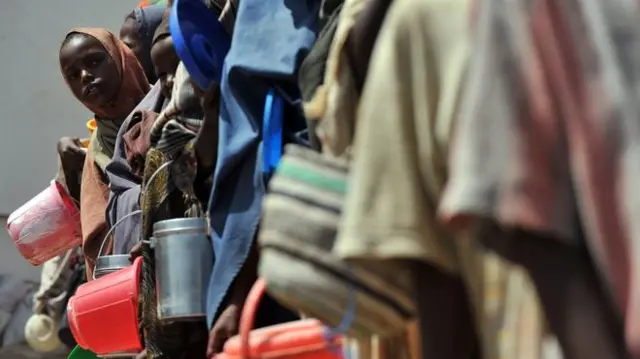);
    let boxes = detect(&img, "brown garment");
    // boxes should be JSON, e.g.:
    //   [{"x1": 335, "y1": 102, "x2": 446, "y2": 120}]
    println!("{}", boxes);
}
[
  {"x1": 123, "y1": 110, "x2": 159, "y2": 178},
  {"x1": 80, "y1": 149, "x2": 110, "y2": 279}
]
